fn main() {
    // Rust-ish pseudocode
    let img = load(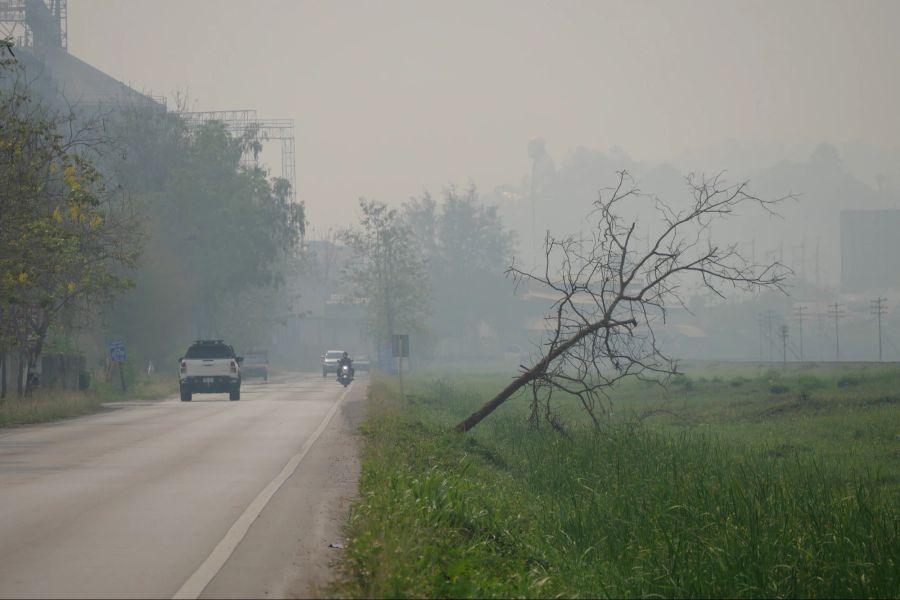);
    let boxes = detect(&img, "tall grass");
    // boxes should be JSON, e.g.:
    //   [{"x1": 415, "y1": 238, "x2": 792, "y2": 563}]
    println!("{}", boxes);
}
[
  {"x1": 0, "y1": 388, "x2": 106, "y2": 427},
  {"x1": 335, "y1": 372, "x2": 899, "y2": 598},
  {"x1": 0, "y1": 374, "x2": 177, "y2": 427}
]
